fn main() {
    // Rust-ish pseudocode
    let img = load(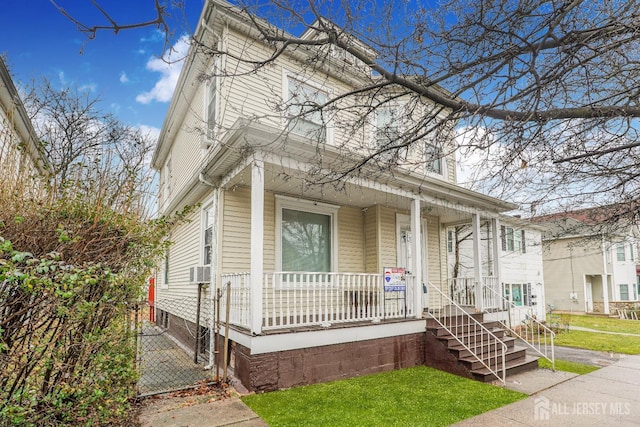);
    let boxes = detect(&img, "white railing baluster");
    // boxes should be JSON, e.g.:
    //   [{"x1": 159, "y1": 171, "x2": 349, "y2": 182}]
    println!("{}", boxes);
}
[
  {"x1": 427, "y1": 281, "x2": 507, "y2": 384},
  {"x1": 481, "y1": 281, "x2": 555, "y2": 369}
]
